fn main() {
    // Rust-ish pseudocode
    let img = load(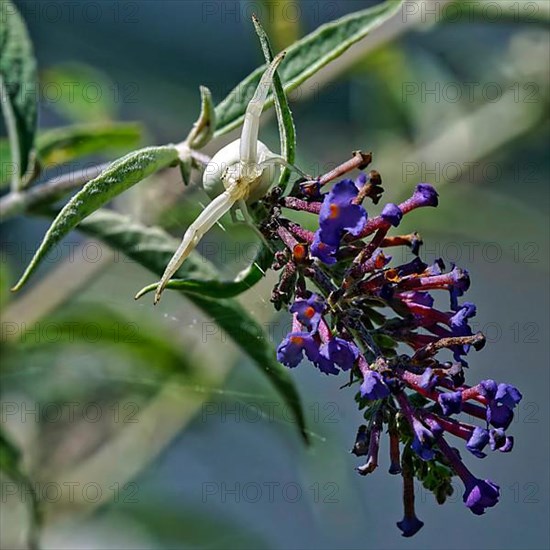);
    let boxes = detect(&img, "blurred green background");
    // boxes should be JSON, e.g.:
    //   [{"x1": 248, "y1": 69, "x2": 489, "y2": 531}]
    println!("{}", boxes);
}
[{"x1": 1, "y1": 1, "x2": 549, "y2": 548}]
